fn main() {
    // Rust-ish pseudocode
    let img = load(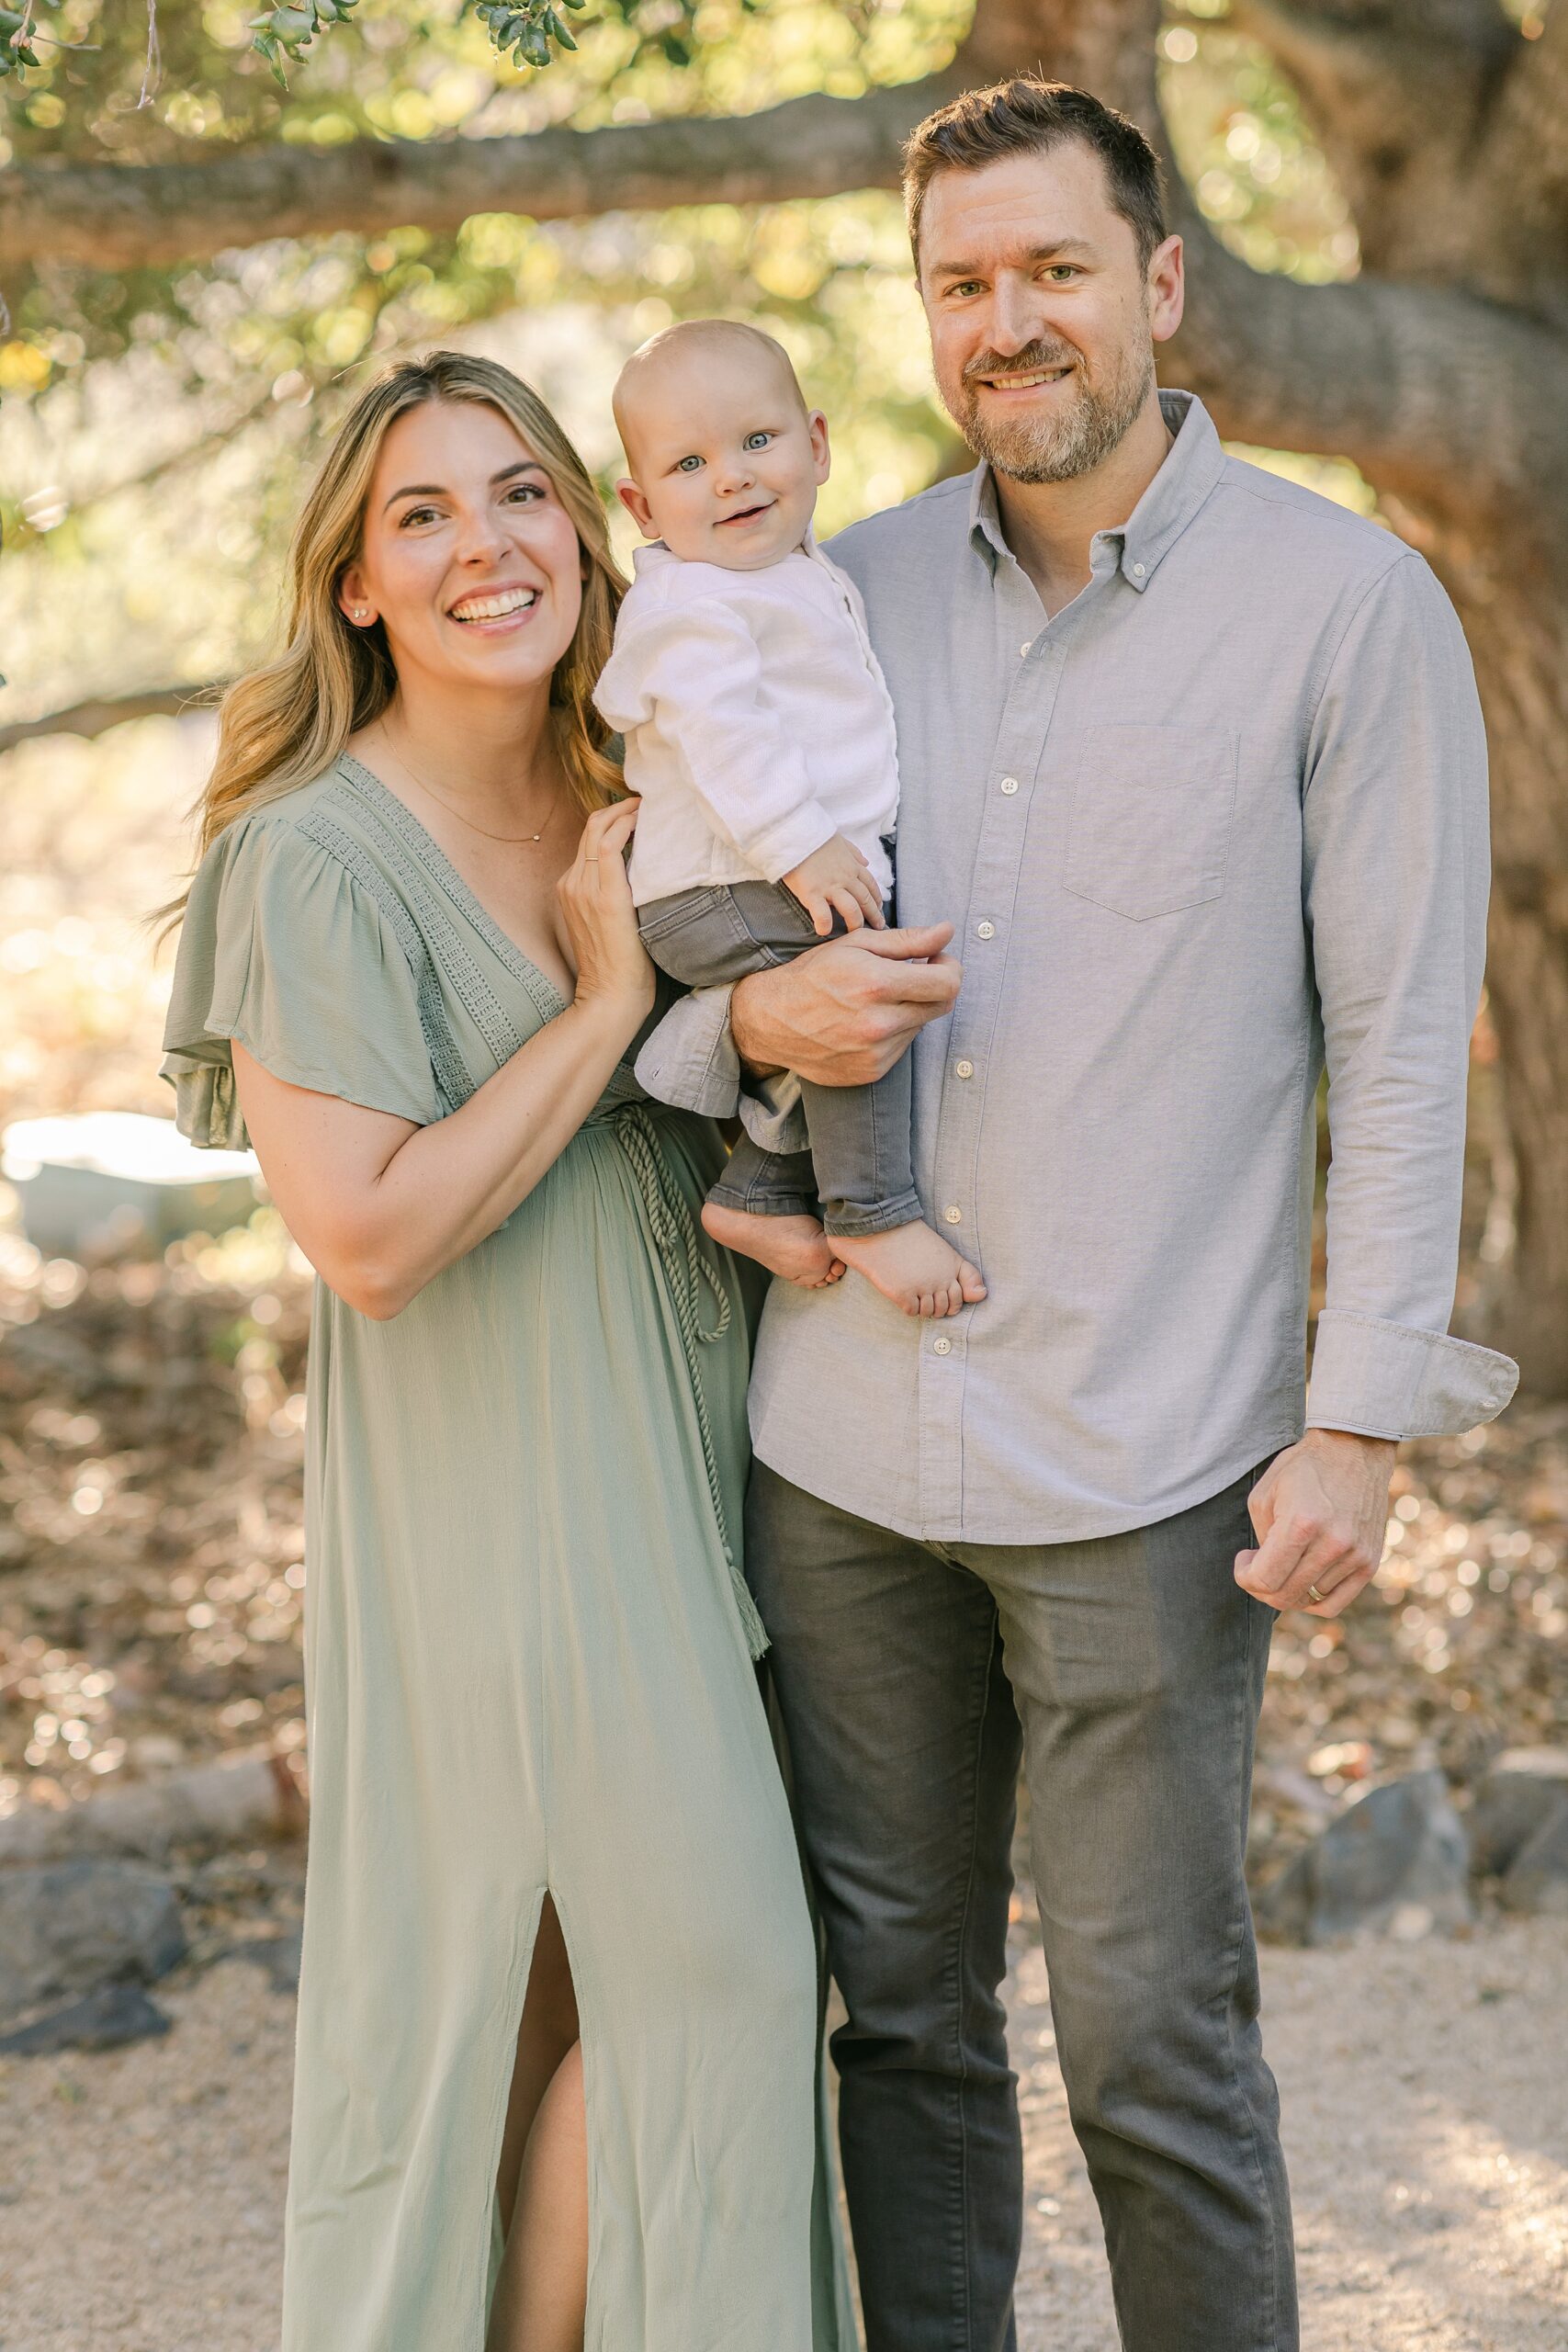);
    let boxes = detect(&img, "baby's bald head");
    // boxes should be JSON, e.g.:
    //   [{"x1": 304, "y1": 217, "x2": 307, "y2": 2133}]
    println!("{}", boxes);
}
[
  {"x1": 612, "y1": 318, "x2": 829, "y2": 571},
  {"x1": 613, "y1": 320, "x2": 807, "y2": 469}
]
